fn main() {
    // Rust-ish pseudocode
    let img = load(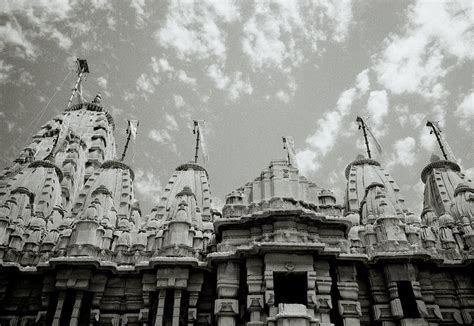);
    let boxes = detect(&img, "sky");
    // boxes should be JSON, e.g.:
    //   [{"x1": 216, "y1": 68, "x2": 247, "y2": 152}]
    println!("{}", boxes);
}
[{"x1": 0, "y1": 0, "x2": 473, "y2": 215}]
